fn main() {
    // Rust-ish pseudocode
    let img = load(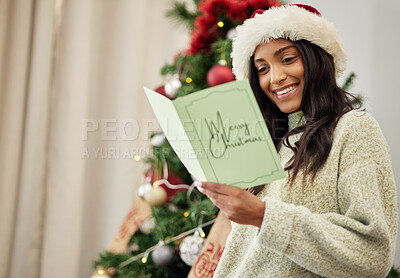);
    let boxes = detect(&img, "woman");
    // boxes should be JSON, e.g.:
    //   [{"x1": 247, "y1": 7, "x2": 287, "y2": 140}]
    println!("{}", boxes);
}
[{"x1": 194, "y1": 4, "x2": 397, "y2": 278}]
